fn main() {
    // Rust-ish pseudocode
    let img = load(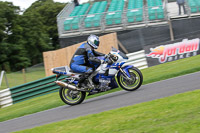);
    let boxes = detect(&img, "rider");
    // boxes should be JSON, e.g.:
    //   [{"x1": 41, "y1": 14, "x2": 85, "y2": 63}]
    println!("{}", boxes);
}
[{"x1": 70, "y1": 34, "x2": 105, "y2": 88}]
